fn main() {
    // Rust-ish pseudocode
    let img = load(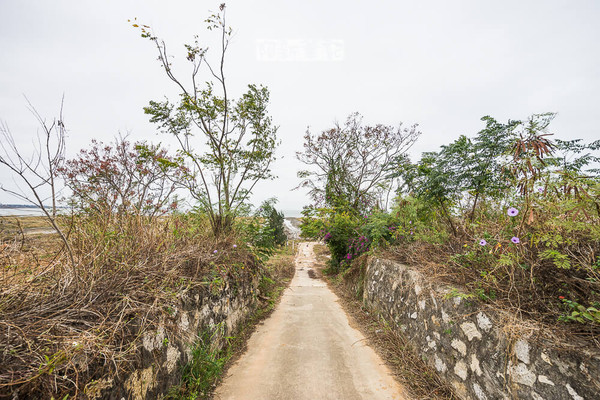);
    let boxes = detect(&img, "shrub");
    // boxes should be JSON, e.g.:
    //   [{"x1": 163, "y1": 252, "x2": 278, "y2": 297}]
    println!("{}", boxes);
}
[
  {"x1": 62, "y1": 137, "x2": 184, "y2": 218},
  {"x1": 322, "y1": 211, "x2": 362, "y2": 272},
  {"x1": 235, "y1": 199, "x2": 286, "y2": 260}
]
